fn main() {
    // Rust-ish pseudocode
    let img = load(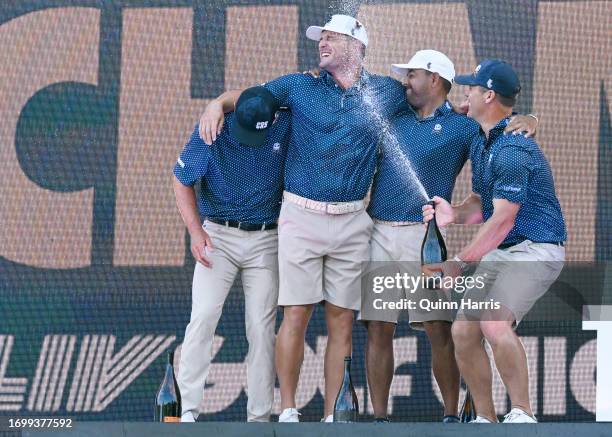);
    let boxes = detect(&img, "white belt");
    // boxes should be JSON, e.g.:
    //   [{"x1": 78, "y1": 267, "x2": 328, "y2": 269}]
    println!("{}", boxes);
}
[
  {"x1": 373, "y1": 219, "x2": 422, "y2": 227},
  {"x1": 283, "y1": 191, "x2": 364, "y2": 215}
]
